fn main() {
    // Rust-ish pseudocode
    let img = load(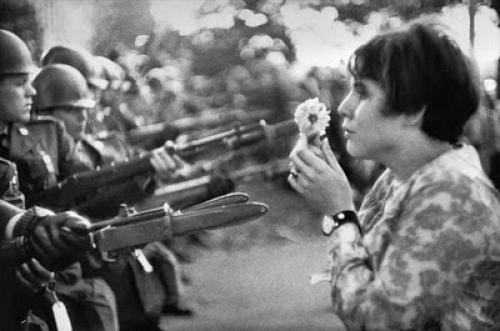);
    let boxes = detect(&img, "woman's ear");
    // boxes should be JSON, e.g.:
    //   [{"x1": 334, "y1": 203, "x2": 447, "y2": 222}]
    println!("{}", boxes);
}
[{"x1": 403, "y1": 106, "x2": 426, "y2": 128}]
